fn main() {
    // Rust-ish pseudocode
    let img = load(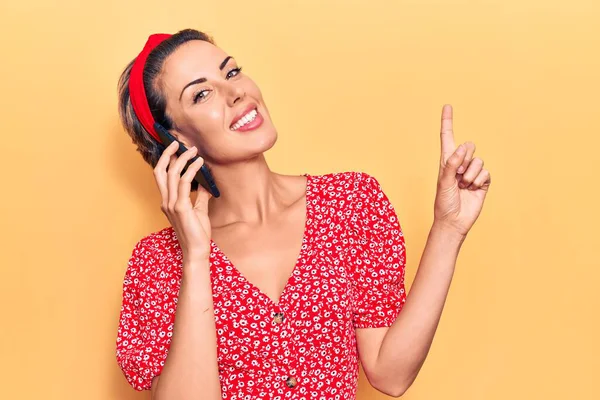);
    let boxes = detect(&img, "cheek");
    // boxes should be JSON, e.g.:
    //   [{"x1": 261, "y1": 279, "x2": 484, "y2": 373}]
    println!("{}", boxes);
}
[
  {"x1": 244, "y1": 80, "x2": 271, "y2": 118},
  {"x1": 244, "y1": 78, "x2": 264, "y2": 100},
  {"x1": 208, "y1": 108, "x2": 225, "y2": 125},
  {"x1": 195, "y1": 107, "x2": 226, "y2": 132},
  {"x1": 185, "y1": 107, "x2": 227, "y2": 149}
]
